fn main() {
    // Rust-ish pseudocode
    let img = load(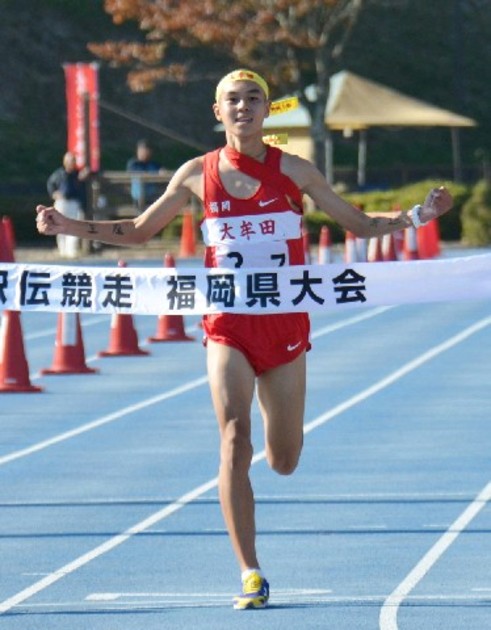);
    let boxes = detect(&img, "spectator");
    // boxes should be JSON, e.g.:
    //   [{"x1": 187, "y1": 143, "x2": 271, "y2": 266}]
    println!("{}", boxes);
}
[
  {"x1": 126, "y1": 139, "x2": 163, "y2": 212},
  {"x1": 46, "y1": 152, "x2": 89, "y2": 257}
]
